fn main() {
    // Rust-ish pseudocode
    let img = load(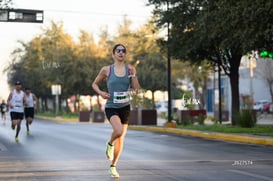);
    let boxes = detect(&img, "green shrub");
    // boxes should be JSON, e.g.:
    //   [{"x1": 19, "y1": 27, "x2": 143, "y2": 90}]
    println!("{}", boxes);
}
[
  {"x1": 197, "y1": 114, "x2": 205, "y2": 125},
  {"x1": 188, "y1": 114, "x2": 205, "y2": 125},
  {"x1": 171, "y1": 114, "x2": 180, "y2": 125},
  {"x1": 237, "y1": 109, "x2": 255, "y2": 128},
  {"x1": 181, "y1": 118, "x2": 191, "y2": 125}
]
